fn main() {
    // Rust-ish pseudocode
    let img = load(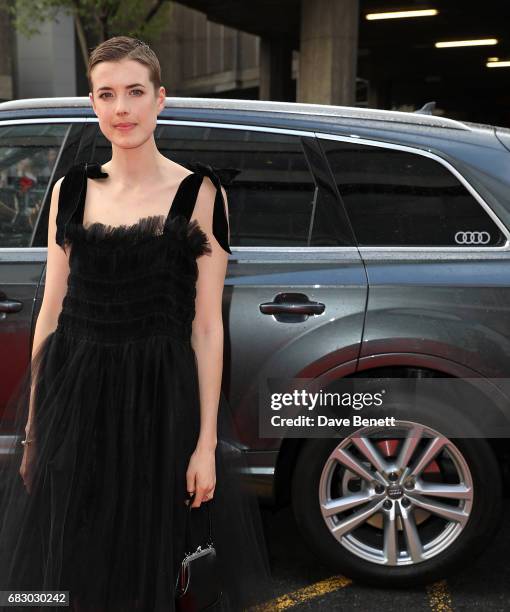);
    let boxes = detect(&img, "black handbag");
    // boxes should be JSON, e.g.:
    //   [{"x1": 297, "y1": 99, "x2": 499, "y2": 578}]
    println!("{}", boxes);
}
[{"x1": 175, "y1": 492, "x2": 222, "y2": 611}]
